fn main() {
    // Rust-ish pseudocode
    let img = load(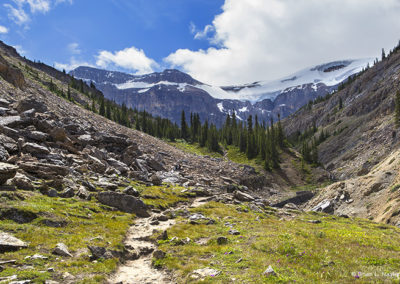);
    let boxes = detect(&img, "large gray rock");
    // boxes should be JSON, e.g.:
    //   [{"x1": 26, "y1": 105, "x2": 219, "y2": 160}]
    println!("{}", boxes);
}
[
  {"x1": 87, "y1": 155, "x2": 106, "y2": 174},
  {"x1": 22, "y1": 142, "x2": 50, "y2": 156},
  {"x1": 0, "y1": 162, "x2": 18, "y2": 185},
  {"x1": 10, "y1": 172, "x2": 34, "y2": 190},
  {"x1": 16, "y1": 98, "x2": 47, "y2": 113},
  {"x1": 107, "y1": 158, "x2": 129, "y2": 174},
  {"x1": 18, "y1": 162, "x2": 69, "y2": 178},
  {"x1": 0, "y1": 145, "x2": 9, "y2": 161},
  {"x1": 26, "y1": 131, "x2": 49, "y2": 142},
  {"x1": 52, "y1": 243, "x2": 72, "y2": 257},
  {"x1": 0, "y1": 116, "x2": 23, "y2": 128},
  {"x1": 0, "y1": 134, "x2": 17, "y2": 153},
  {"x1": 97, "y1": 191, "x2": 149, "y2": 217},
  {"x1": 234, "y1": 190, "x2": 255, "y2": 202},
  {"x1": 311, "y1": 199, "x2": 335, "y2": 214},
  {"x1": 0, "y1": 231, "x2": 27, "y2": 252}
]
